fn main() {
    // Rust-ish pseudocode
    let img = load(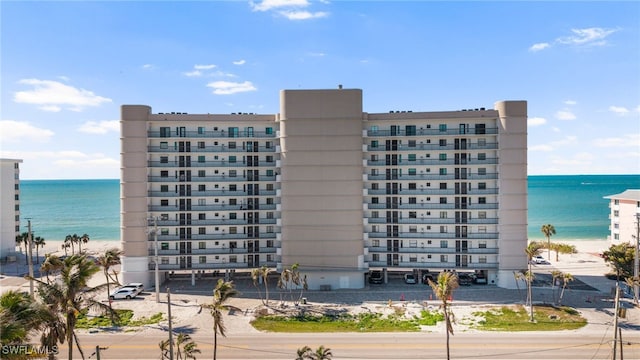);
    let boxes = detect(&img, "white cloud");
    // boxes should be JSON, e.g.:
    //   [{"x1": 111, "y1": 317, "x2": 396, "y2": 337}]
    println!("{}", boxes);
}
[
  {"x1": 555, "y1": 110, "x2": 576, "y2": 120},
  {"x1": 550, "y1": 152, "x2": 594, "y2": 166},
  {"x1": 529, "y1": 136, "x2": 578, "y2": 152},
  {"x1": 0, "y1": 120, "x2": 54, "y2": 143},
  {"x1": 184, "y1": 70, "x2": 203, "y2": 77},
  {"x1": 557, "y1": 27, "x2": 619, "y2": 46},
  {"x1": 593, "y1": 133, "x2": 640, "y2": 148},
  {"x1": 142, "y1": 64, "x2": 155, "y2": 70},
  {"x1": 529, "y1": 43, "x2": 550, "y2": 52},
  {"x1": 608, "y1": 105, "x2": 629, "y2": 115},
  {"x1": 529, "y1": 144, "x2": 553, "y2": 152},
  {"x1": 194, "y1": 64, "x2": 216, "y2": 70},
  {"x1": 233, "y1": 60, "x2": 246, "y2": 65},
  {"x1": 280, "y1": 10, "x2": 328, "y2": 20},
  {"x1": 528, "y1": 117, "x2": 547, "y2": 127},
  {"x1": 14, "y1": 79, "x2": 112, "y2": 111},
  {"x1": 251, "y1": 0, "x2": 309, "y2": 12},
  {"x1": 207, "y1": 81, "x2": 257, "y2": 95},
  {"x1": 564, "y1": 100, "x2": 577, "y2": 105},
  {"x1": 77, "y1": 120, "x2": 120, "y2": 134}
]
